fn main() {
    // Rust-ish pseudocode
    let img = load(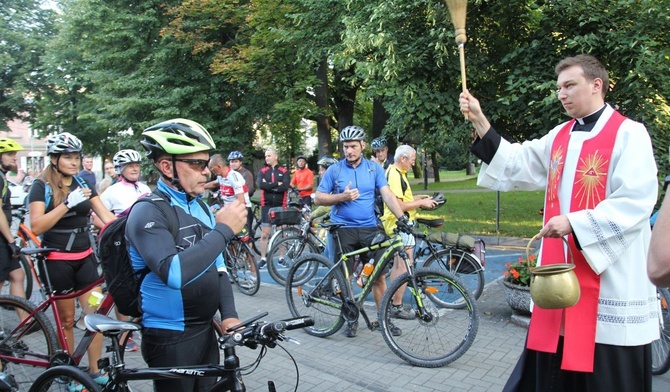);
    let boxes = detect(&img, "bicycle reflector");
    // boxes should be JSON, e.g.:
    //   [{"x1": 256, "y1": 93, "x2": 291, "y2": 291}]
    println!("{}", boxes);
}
[{"x1": 424, "y1": 286, "x2": 439, "y2": 294}]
